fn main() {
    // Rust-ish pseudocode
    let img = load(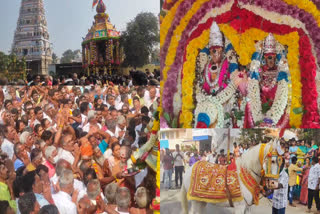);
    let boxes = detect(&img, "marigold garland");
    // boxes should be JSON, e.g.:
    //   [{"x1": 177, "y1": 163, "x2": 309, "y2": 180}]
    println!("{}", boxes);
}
[
  {"x1": 162, "y1": 0, "x2": 211, "y2": 80},
  {"x1": 160, "y1": 0, "x2": 184, "y2": 48}
]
